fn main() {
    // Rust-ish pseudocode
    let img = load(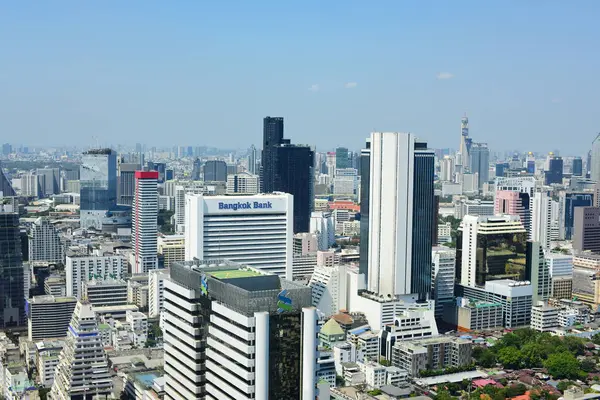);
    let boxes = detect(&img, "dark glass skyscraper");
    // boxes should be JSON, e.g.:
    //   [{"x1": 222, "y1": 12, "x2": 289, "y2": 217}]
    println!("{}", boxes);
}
[
  {"x1": 335, "y1": 147, "x2": 350, "y2": 169},
  {"x1": 118, "y1": 162, "x2": 139, "y2": 206},
  {"x1": 573, "y1": 157, "x2": 583, "y2": 177},
  {"x1": 358, "y1": 143, "x2": 371, "y2": 278},
  {"x1": 469, "y1": 142, "x2": 489, "y2": 190},
  {"x1": 261, "y1": 116, "x2": 285, "y2": 193},
  {"x1": 545, "y1": 156, "x2": 564, "y2": 185},
  {"x1": 80, "y1": 149, "x2": 118, "y2": 230},
  {"x1": 203, "y1": 160, "x2": 228, "y2": 182},
  {"x1": 0, "y1": 209, "x2": 23, "y2": 327},
  {"x1": 274, "y1": 145, "x2": 314, "y2": 233}
]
